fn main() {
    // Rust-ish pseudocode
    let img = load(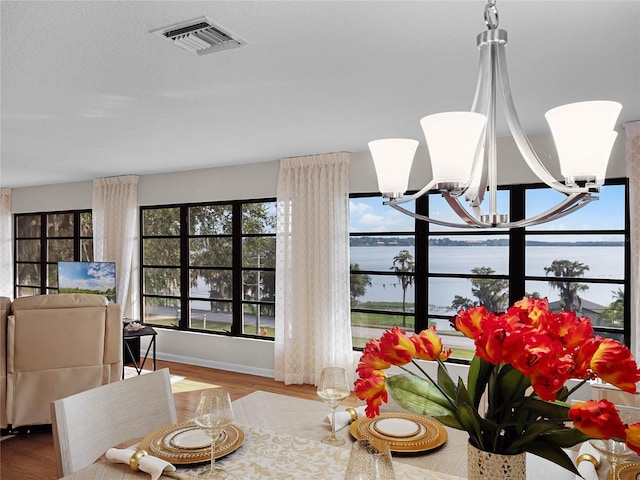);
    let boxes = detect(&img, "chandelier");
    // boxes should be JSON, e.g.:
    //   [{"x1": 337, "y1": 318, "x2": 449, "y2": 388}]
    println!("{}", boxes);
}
[{"x1": 369, "y1": 1, "x2": 621, "y2": 229}]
